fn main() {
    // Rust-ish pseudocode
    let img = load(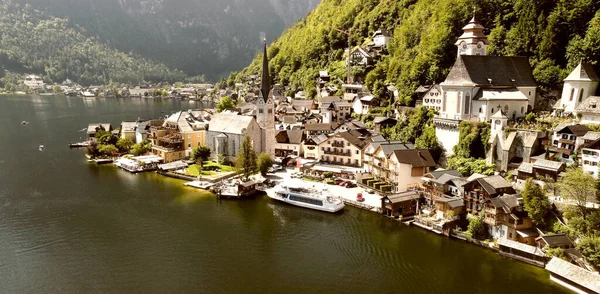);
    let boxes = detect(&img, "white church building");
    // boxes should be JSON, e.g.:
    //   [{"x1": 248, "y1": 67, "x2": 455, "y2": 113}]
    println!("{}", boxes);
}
[
  {"x1": 553, "y1": 61, "x2": 599, "y2": 118},
  {"x1": 434, "y1": 15, "x2": 538, "y2": 153}
]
